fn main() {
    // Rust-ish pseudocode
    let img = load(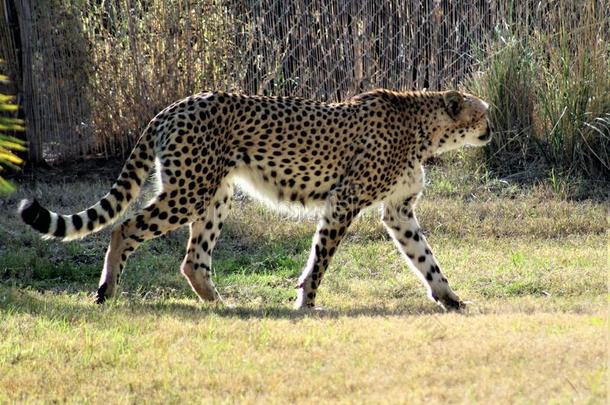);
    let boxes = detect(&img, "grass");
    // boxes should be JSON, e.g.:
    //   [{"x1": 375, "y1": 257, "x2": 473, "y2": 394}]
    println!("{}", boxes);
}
[
  {"x1": 465, "y1": 2, "x2": 610, "y2": 181},
  {"x1": 0, "y1": 168, "x2": 607, "y2": 403}
]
